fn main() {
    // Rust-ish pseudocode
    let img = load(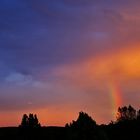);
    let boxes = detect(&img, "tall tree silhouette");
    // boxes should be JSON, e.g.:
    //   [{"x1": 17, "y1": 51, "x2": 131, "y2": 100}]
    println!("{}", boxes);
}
[
  {"x1": 28, "y1": 114, "x2": 35, "y2": 127},
  {"x1": 21, "y1": 114, "x2": 28, "y2": 128}
]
